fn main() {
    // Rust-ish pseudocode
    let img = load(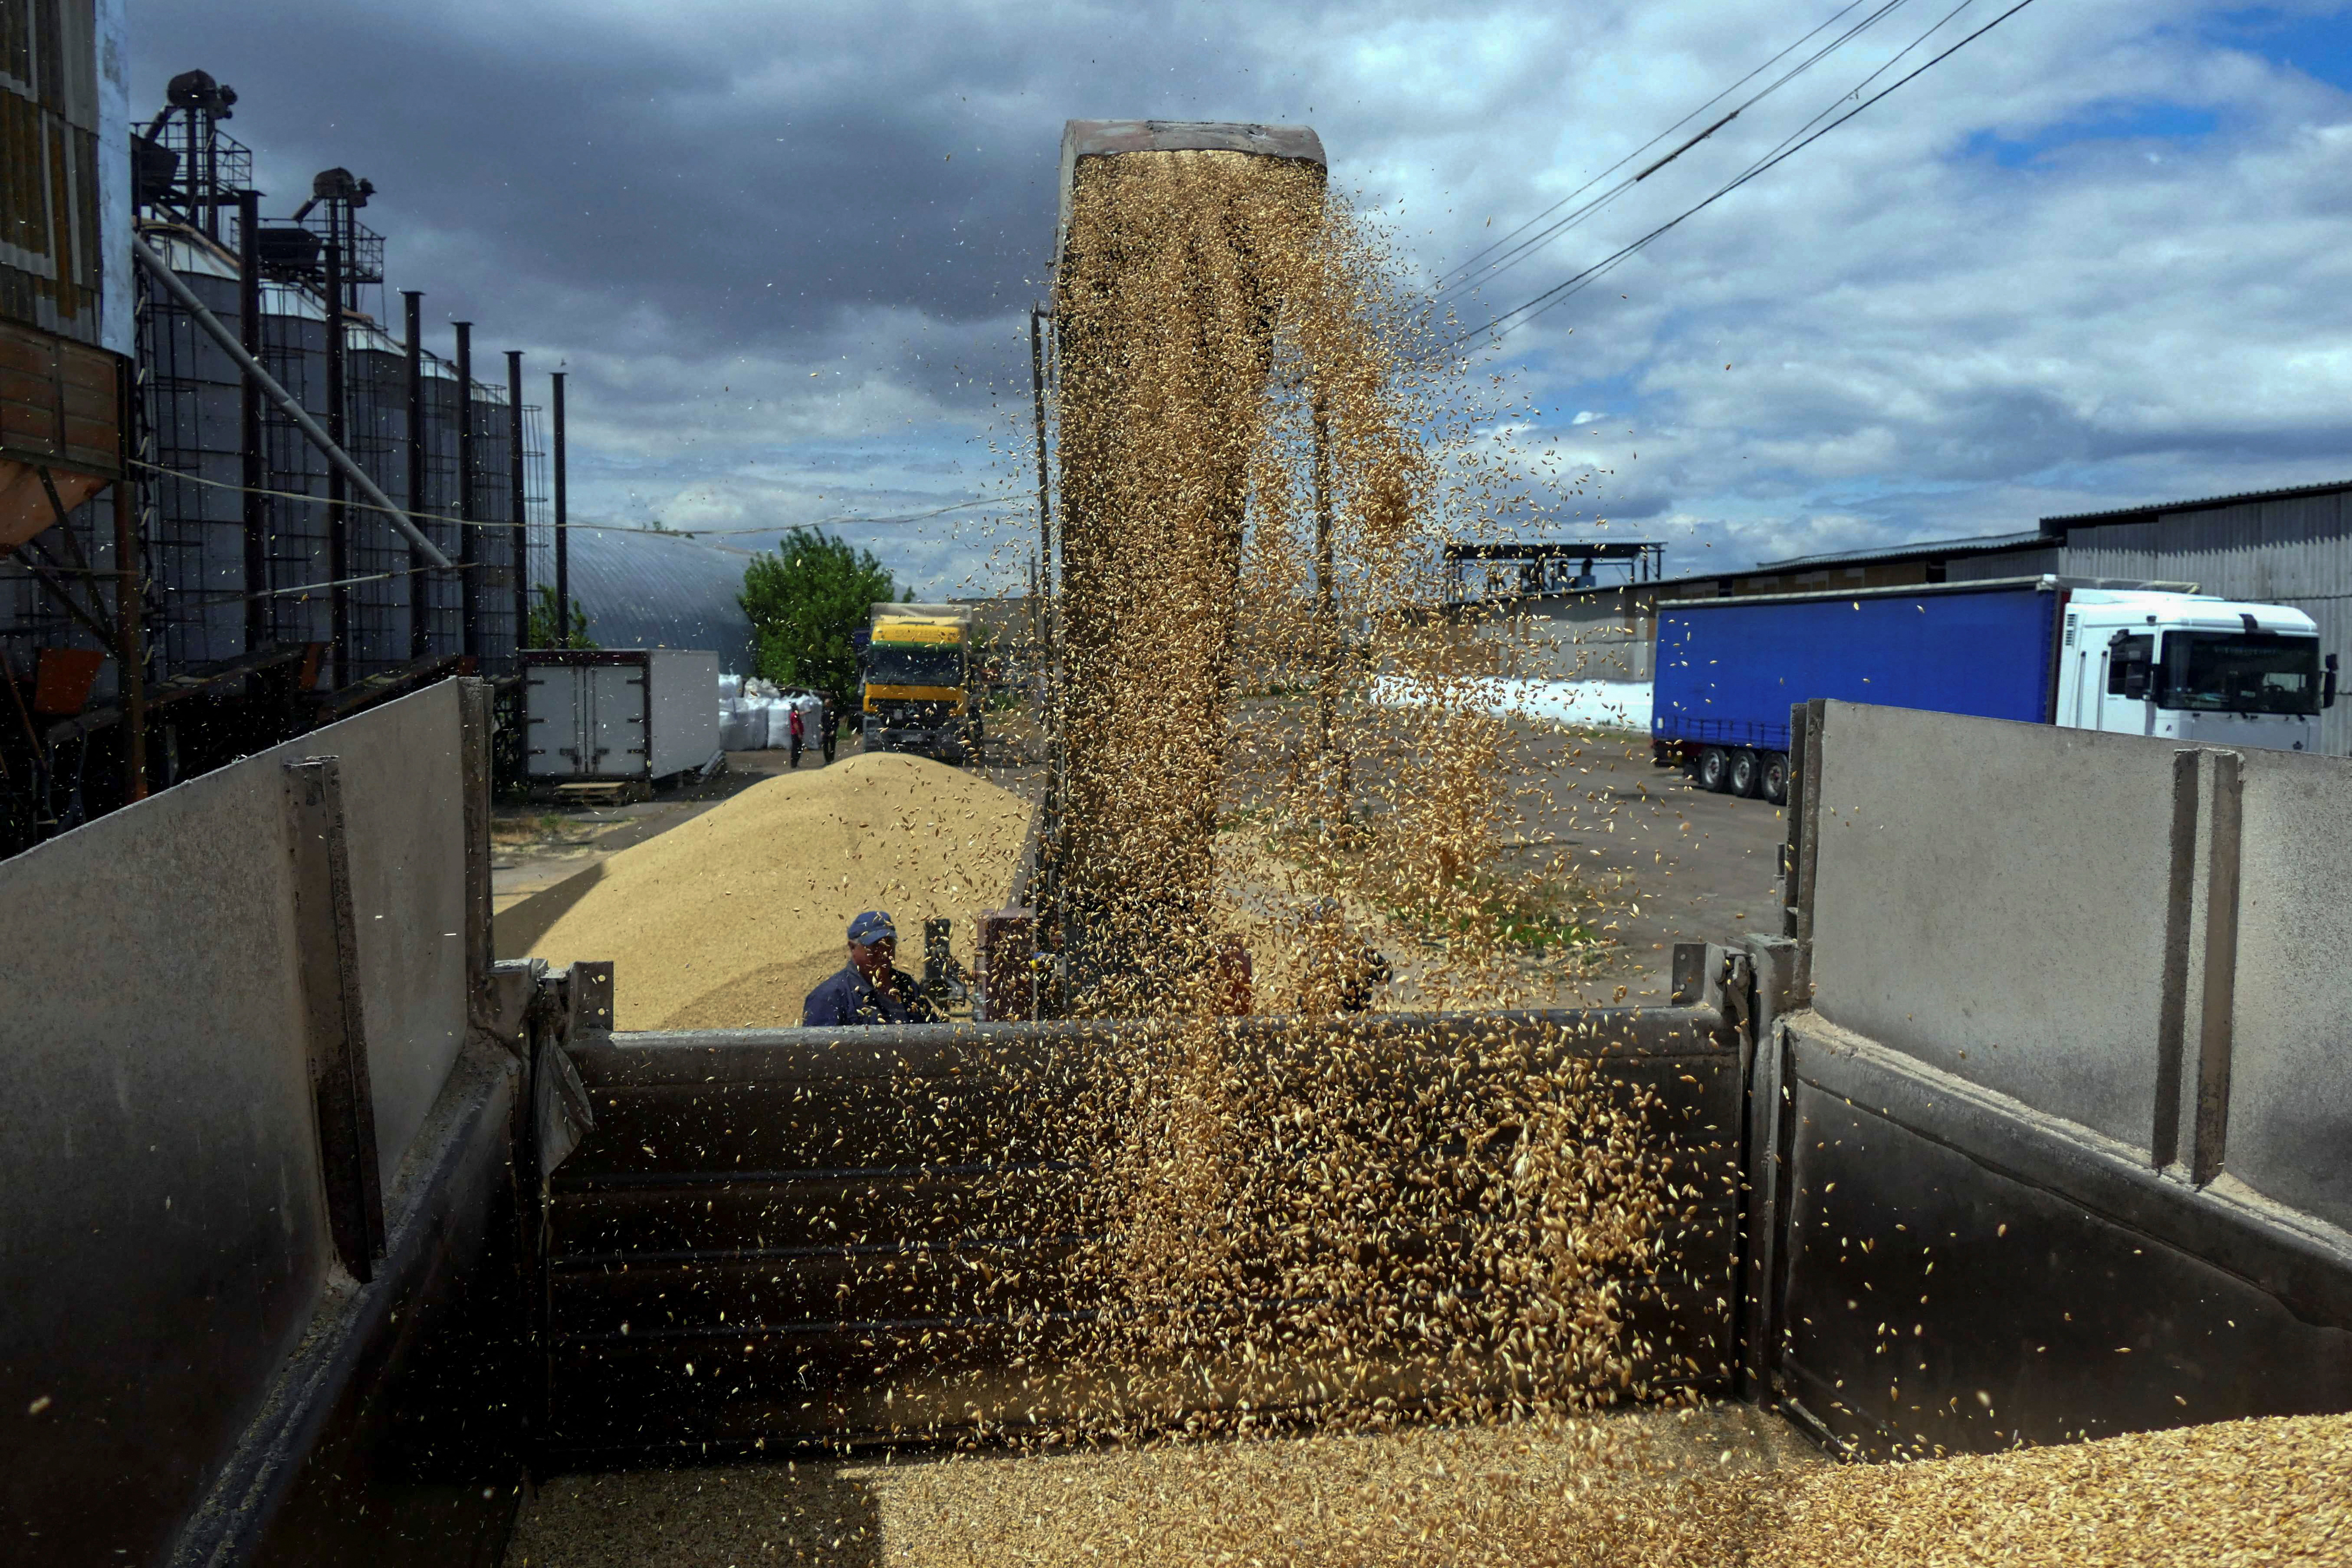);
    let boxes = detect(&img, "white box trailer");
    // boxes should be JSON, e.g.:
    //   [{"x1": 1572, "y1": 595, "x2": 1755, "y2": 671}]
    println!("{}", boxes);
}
[{"x1": 523, "y1": 650, "x2": 719, "y2": 787}]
